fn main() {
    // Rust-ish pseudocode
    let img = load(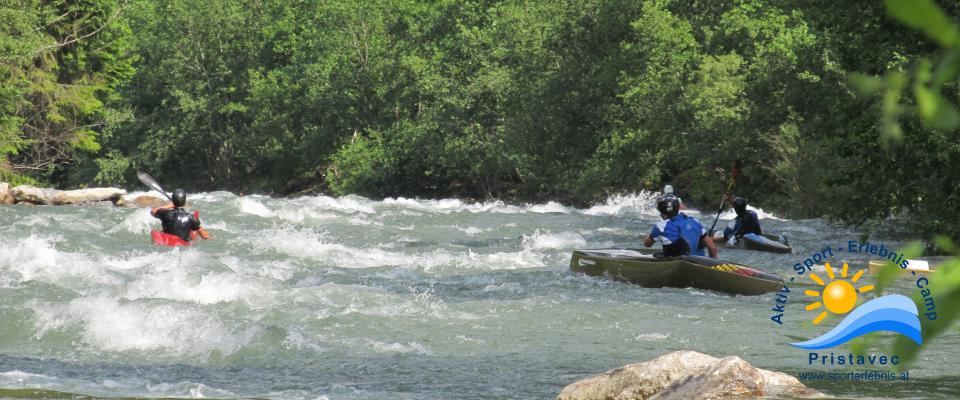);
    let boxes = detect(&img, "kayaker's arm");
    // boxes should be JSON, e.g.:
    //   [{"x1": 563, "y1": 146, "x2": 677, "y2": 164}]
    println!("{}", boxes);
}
[
  {"x1": 197, "y1": 227, "x2": 212, "y2": 240},
  {"x1": 643, "y1": 234, "x2": 654, "y2": 247},
  {"x1": 703, "y1": 234, "x2": 718, "y2": 258},
  {"x1": 150, "y1": 202, "x2": 175, "y2": 217}
]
